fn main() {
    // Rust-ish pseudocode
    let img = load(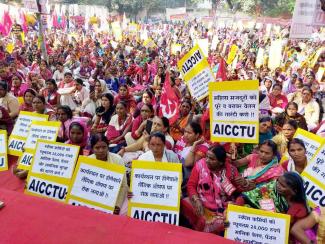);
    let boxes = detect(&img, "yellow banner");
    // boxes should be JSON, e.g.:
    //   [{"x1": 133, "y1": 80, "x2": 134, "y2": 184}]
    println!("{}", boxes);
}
[
  {"x1": 226, "y1": 45, "x2": 238, "y2": 65},
  {"x1": 0, "y1": 130, "x2": 8, "y2": 171}
]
